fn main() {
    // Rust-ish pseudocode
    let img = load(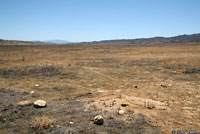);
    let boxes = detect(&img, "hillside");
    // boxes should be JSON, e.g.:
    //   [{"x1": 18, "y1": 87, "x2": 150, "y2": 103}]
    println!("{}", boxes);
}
[
  {"x1": 0, "y1": 39, "x2": 50, "y2": 46},
  {"x1": 84, "y1": 33, "x2": 200, "y2": 45}
]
